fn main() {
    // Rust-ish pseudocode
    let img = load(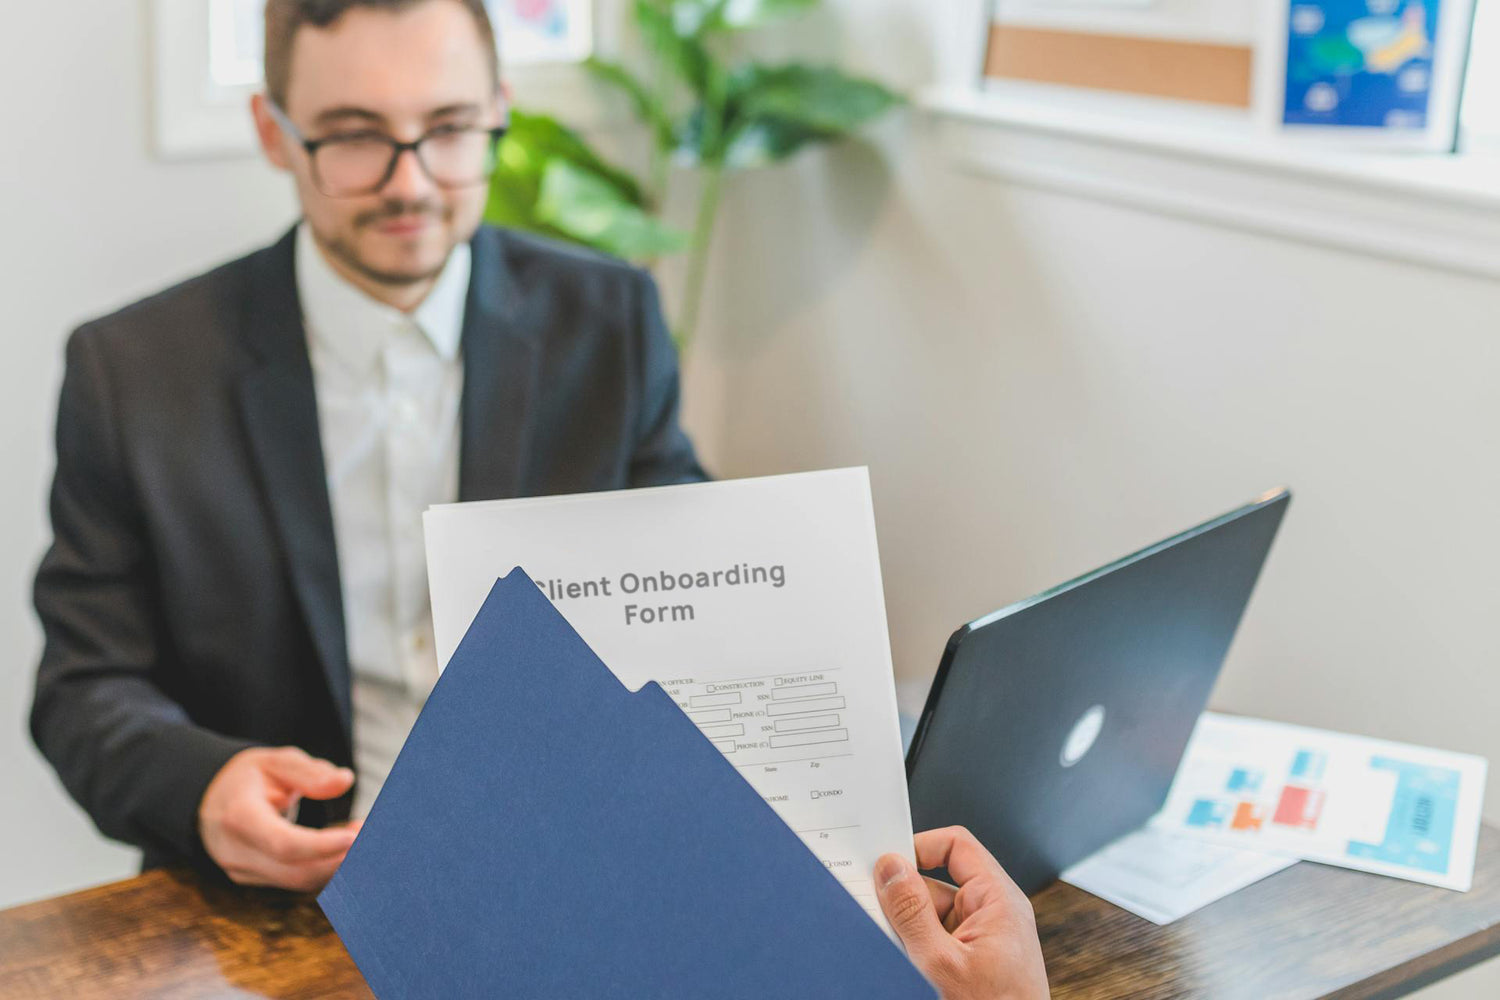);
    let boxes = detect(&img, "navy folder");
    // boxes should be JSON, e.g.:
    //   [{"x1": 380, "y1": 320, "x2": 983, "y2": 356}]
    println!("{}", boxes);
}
[{"x1": 319, "y1": 568, "x2": 936, "y2": 999}]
